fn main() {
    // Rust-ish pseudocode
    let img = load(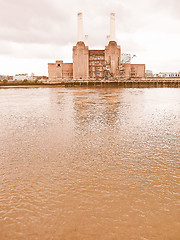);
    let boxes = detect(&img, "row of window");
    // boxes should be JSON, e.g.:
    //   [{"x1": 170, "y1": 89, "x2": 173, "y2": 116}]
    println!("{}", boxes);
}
[
  {"x1": 89, "y1": 62, "x2": 105, "y2": 66},
  {"x1": 90, "y1": 67, "x2": 103, "y2": 71},
  {"x1": 89, "y1": 57, "x2": 104, "y2": 60},
  {"x1": 90, "y1": 74, "x2": 102, "y2": 77},
  {"x1": 90, "y1": 71, "x2": 102, "y2": 74}
]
